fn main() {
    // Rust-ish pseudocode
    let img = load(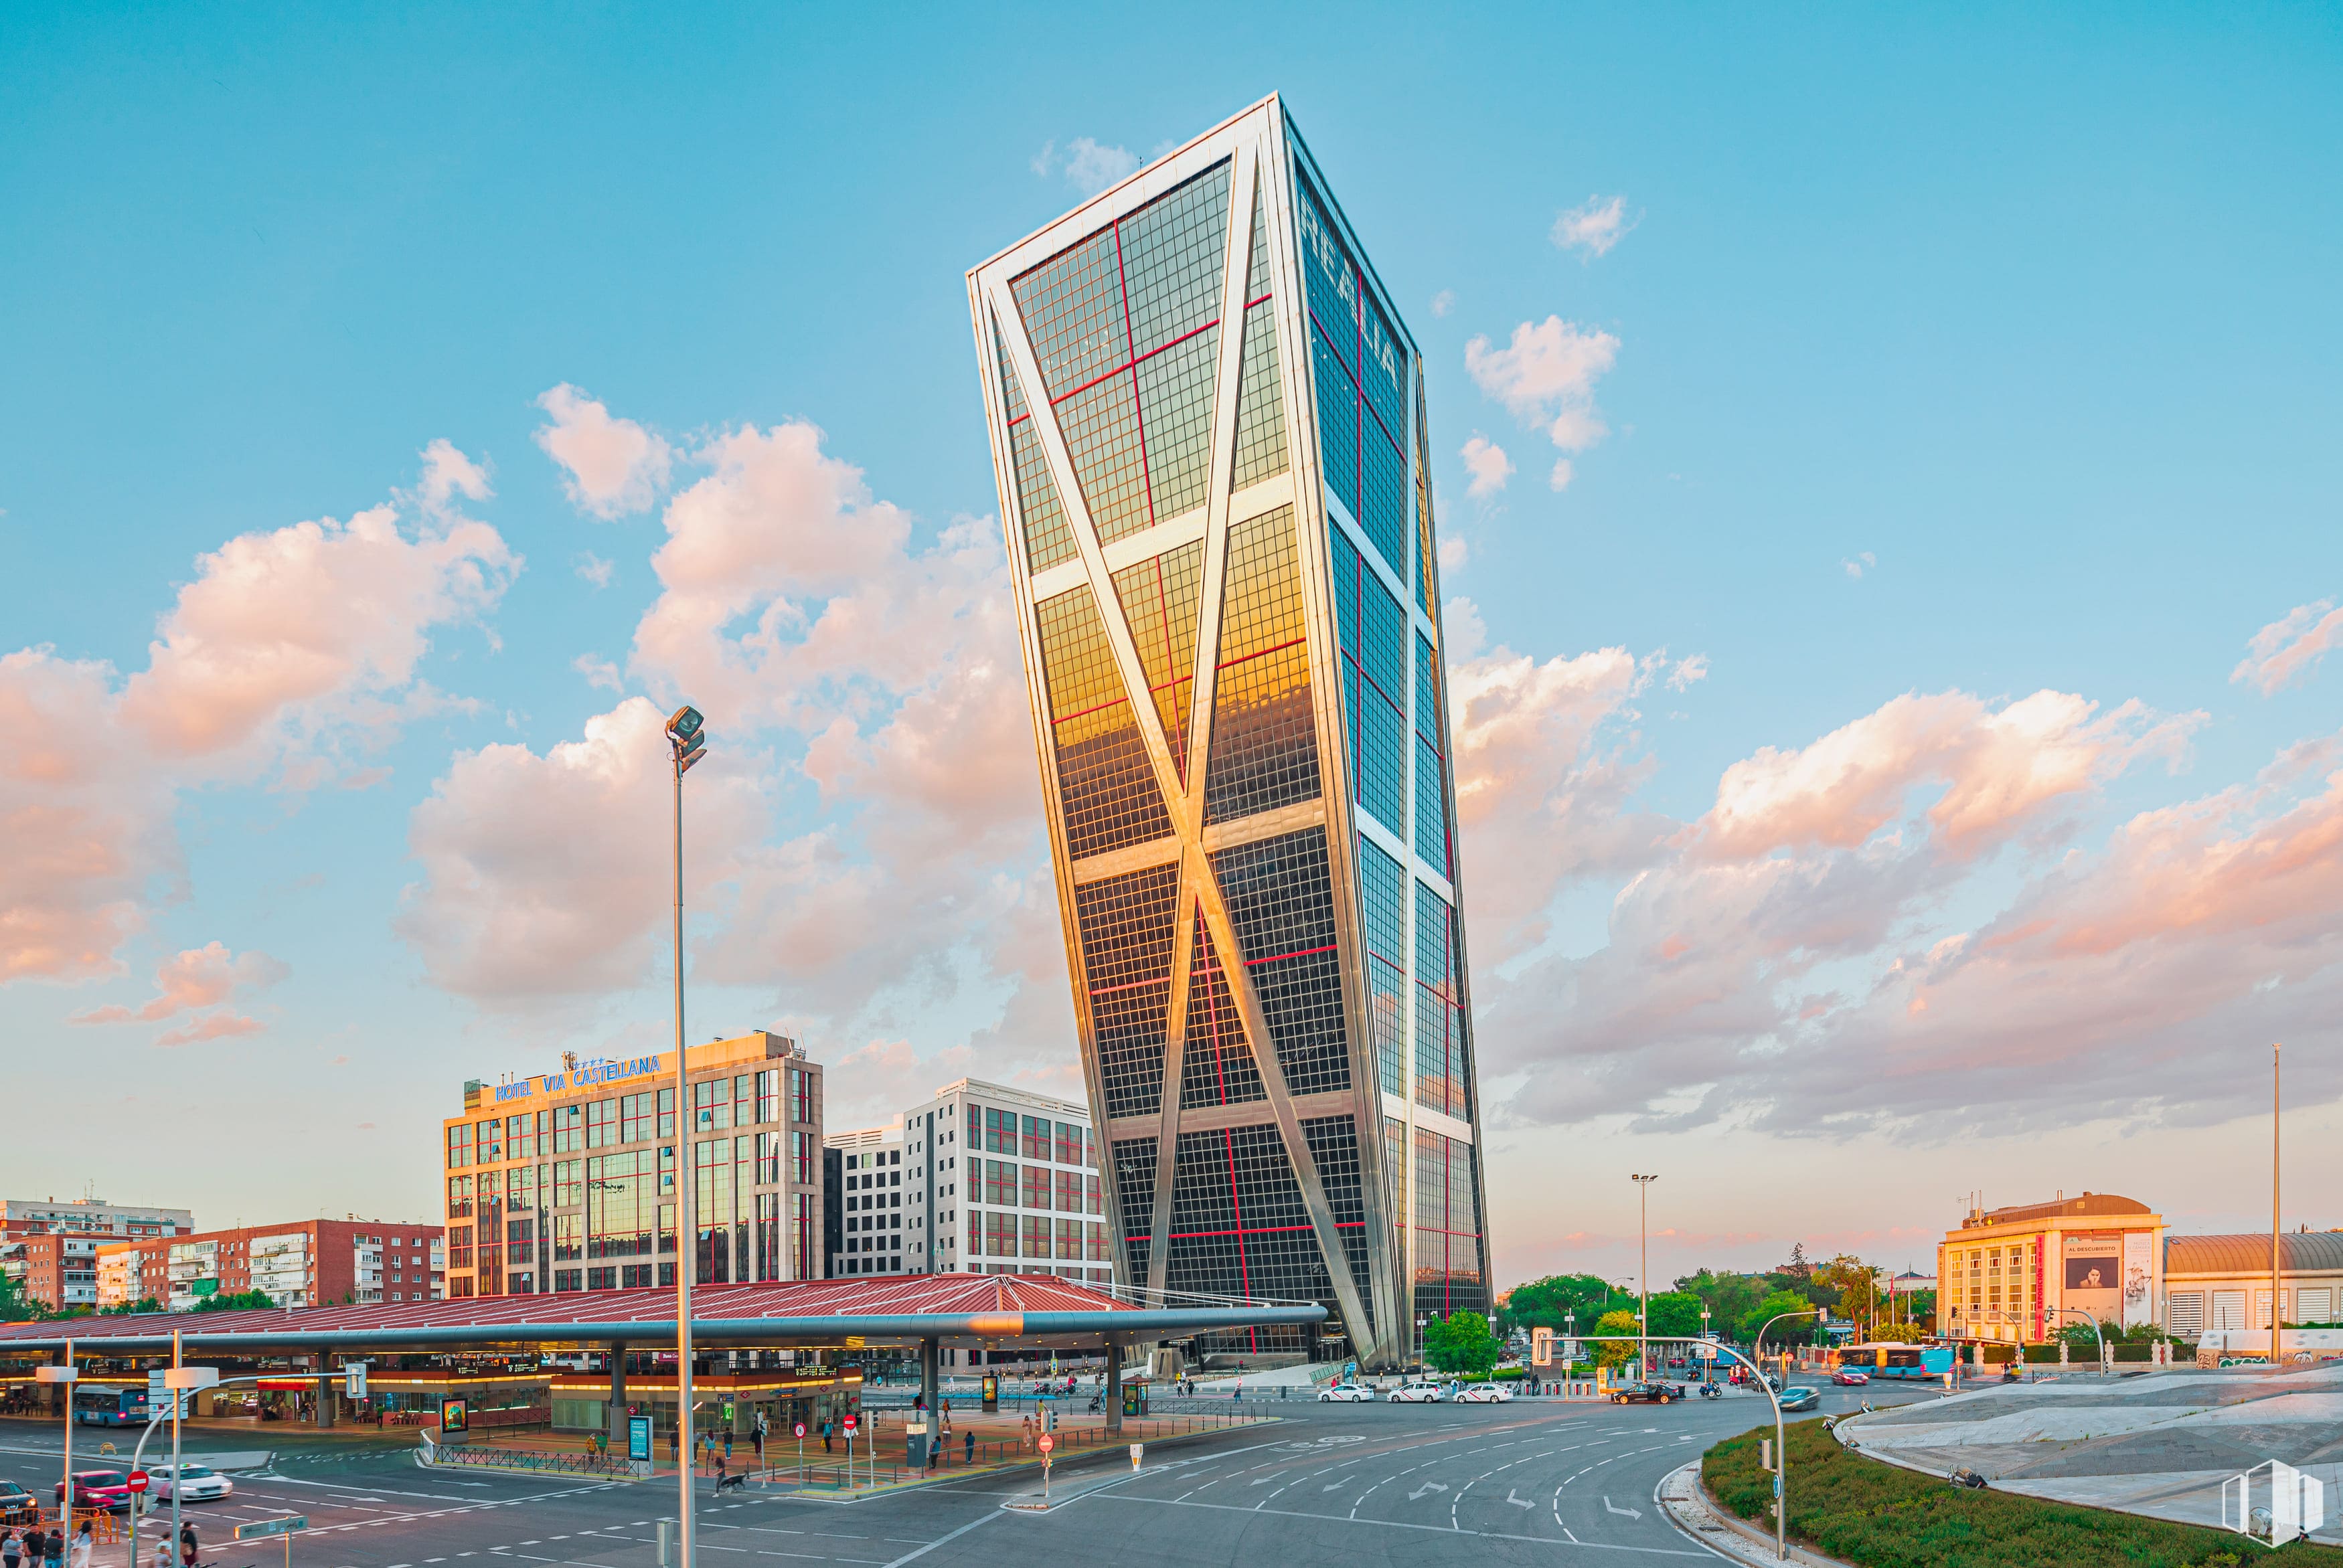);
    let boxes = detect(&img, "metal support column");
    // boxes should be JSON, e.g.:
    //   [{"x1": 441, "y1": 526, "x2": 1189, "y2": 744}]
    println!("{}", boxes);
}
[
  {"x1": 1105, "y1": 1337, "x2": 1123, "y2": 1435},
  {"x1": 917, "y1": 1339, "x2": 940, "y2": 1466},
  {"x1": 315, "y1": 1352, "x2": 335, "y2": 1427},
  {"x1": 609, "y1": 1340, "x2": 629, "y2": 1451}
]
